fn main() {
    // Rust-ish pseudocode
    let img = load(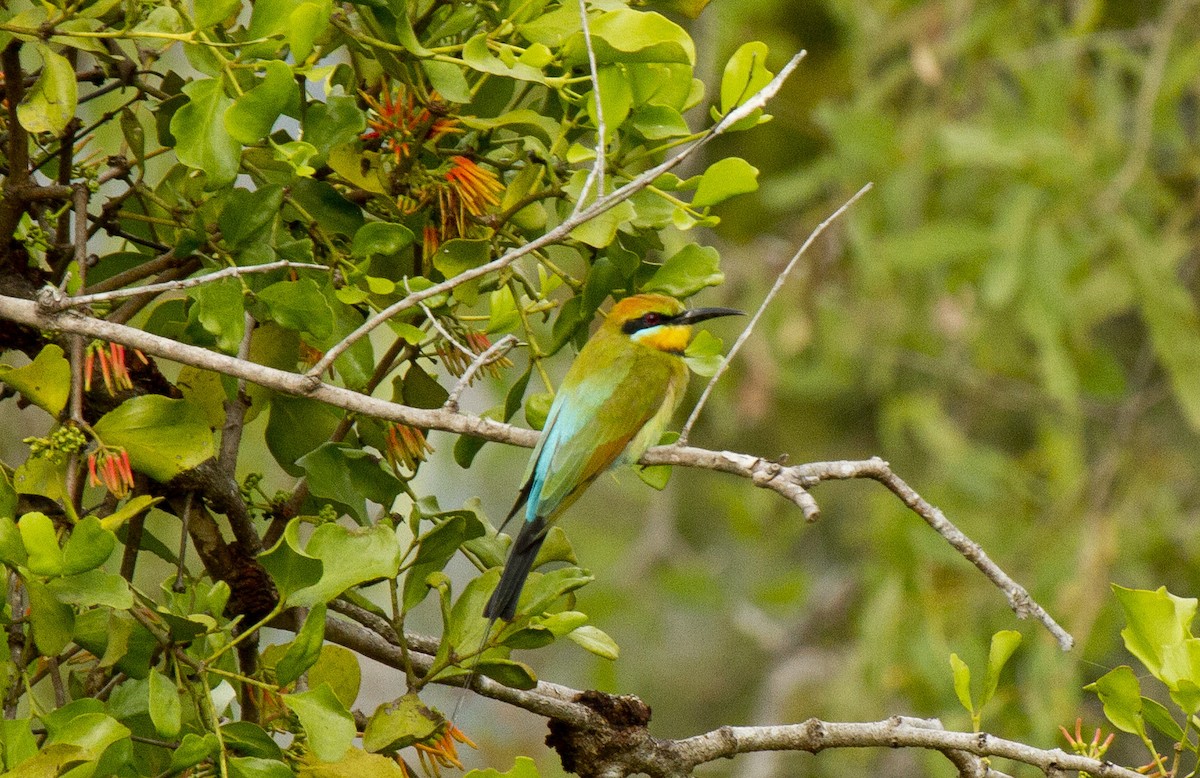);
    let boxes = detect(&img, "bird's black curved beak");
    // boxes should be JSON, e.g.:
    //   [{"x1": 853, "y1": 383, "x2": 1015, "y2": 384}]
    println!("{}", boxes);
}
[{"x1": 673, "y1": 306, "x2": 745, "y2": 325}]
